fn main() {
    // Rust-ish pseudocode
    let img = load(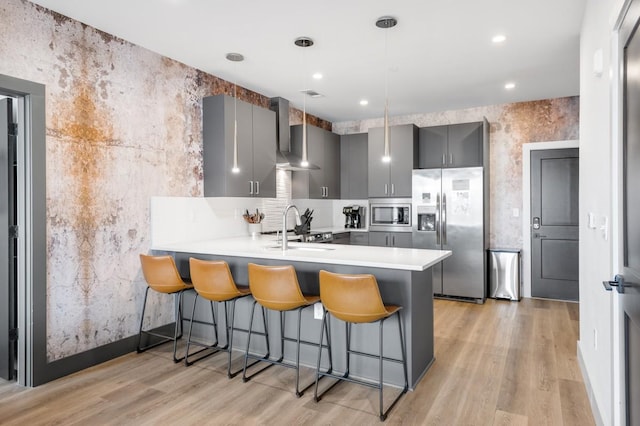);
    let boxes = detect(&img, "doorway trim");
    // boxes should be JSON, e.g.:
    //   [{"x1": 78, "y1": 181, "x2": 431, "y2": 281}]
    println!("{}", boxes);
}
[
  {"x1": 522, "y1": 140, "x2": 579, "y2": 298},
  {"x1": 0, "y1": 74, "x2": 46, "y2": 387}
]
